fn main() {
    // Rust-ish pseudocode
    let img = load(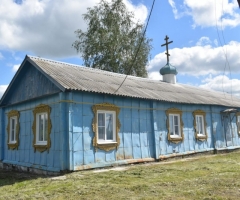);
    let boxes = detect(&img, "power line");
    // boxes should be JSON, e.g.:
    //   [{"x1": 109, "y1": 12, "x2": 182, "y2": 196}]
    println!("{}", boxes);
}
[
  {"x1": 220, "y1": 0, "x2": 233, "y2": 99},
  {"x1": 114, "y1": 0, "x2": 156, "y2": 94},
  {"x1": 214, "y1": 0, "x2": 232, "y2": 99}
]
